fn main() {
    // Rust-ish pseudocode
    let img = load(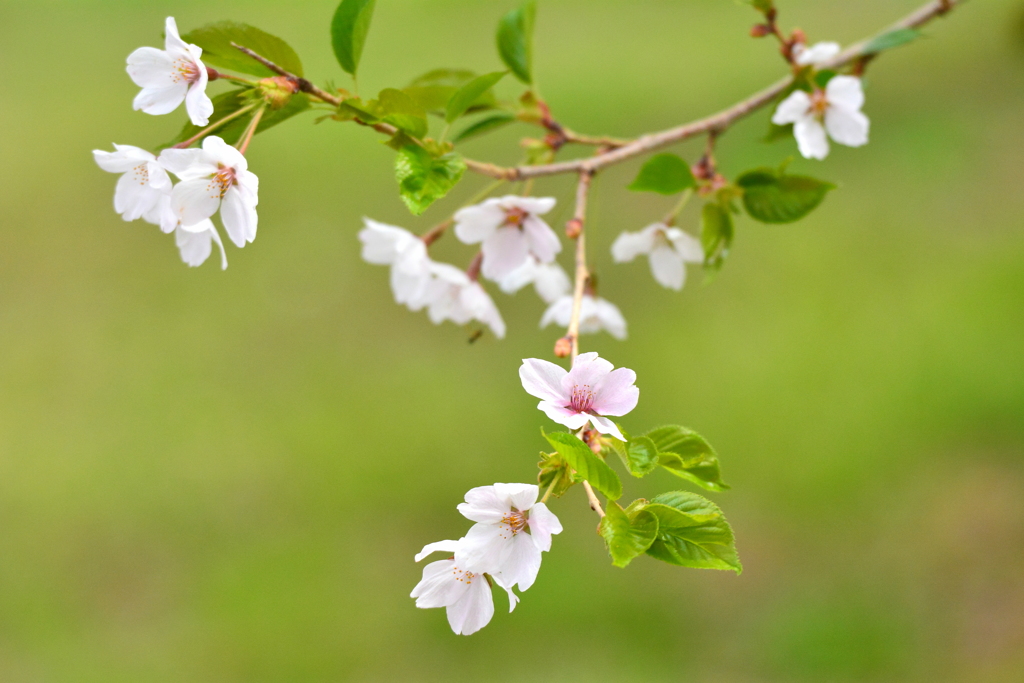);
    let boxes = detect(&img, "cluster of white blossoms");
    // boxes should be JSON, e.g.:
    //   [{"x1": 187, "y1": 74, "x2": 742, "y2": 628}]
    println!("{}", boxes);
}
[
  {"x1": 93, "y1": 18, "x2": 260, "y2": 270},
  {"x1": 773, "y1": 40, "x2": 870, "y2": 160},
  {"x1": 360, "y1": 196, "x2": 629, "y2": 339},
  {"x1": 412, "y1": 483, "x2": 562, "y2": 635}
]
